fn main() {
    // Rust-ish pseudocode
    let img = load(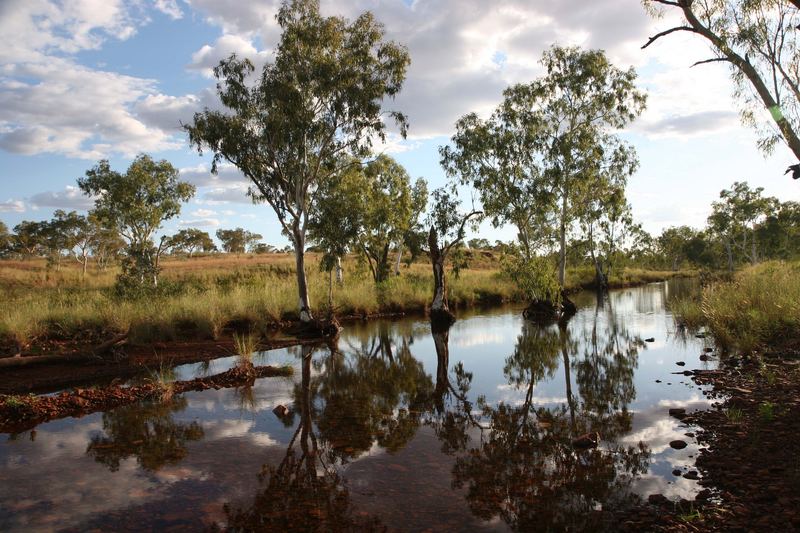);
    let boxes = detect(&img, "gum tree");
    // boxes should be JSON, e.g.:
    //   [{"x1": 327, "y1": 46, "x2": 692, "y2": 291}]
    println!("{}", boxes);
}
[
  {"x1": 78, "y1": 154, "x2": 195, "y2": 288},
  {"x1": 643, "y1": 0, "x2": 800, "y2": 165},
  {"x1": 185, "y1": 0, "x2": 410, "y2": 324},
  {"x1": 427, "y1": 187, "x2": 481, "y2": 324}
]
